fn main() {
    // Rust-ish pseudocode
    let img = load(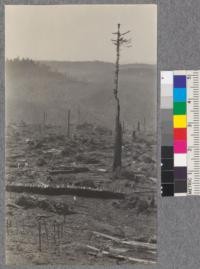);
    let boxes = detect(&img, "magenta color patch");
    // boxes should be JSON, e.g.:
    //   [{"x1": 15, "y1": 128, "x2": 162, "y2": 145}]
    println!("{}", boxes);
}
[{"x1": 174, "y1": 140, "x2": 187, "y2": 153}]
